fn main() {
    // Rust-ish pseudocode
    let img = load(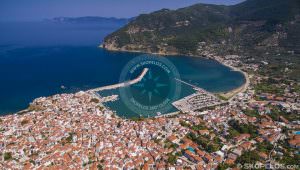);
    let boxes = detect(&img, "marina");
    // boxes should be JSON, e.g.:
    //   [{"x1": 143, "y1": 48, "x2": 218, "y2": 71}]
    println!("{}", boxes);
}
[{"x1": 173, "y1": 79, "x2": 227, "y2": 115}]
